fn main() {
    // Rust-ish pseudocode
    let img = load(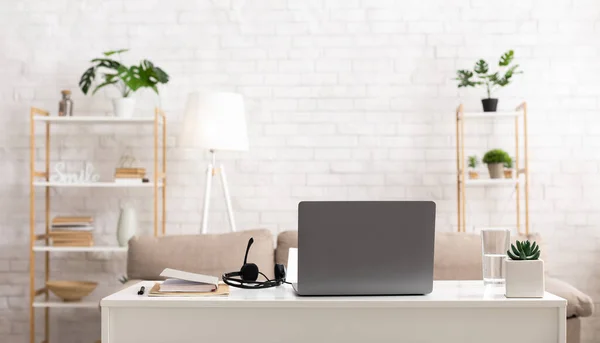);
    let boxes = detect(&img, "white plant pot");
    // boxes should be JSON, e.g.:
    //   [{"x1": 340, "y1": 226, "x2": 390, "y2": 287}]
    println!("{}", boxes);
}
[
  {"x1": 112, "y1": 98, "x2": 136, "y2": 118},
  {"x1": 117, "y1": 206, "x2": 138, "y2": 246},
  {"x1": 504, "y1": 259, "x2": 545, "y2": 298}
]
